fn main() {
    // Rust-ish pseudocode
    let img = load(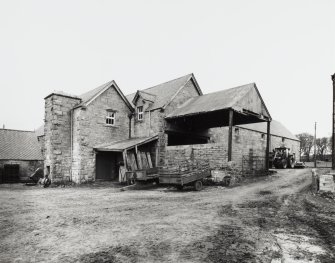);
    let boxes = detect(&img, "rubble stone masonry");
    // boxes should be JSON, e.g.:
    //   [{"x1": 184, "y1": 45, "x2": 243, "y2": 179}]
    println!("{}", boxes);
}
[
  {"x1": 163, "y1": 125, "x2": 300, "y2": 175},
  {"x1": 44, "y1": 94, "x2": 81, "y2": 182},
  {"x1": 71, "y1": 87, "x2": 132, "y2": 183}
]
